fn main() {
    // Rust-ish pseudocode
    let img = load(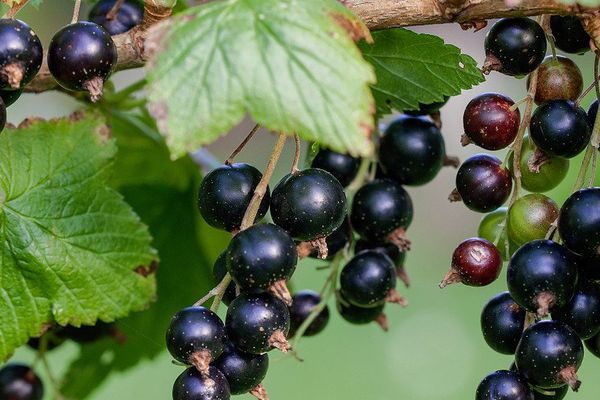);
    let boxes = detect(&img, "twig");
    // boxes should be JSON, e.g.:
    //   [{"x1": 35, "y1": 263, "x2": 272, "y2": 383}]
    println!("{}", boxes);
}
[
  {"x1": 71, "y1": 0, "x2": 82, "y2": 24},
  {"x1": 543, "y1": 16, "x2": 558, "y2": 60},
  {"x1": 225, "y1": 124, "x2": 260, "y2": 166},
  {"x1": 107, "y1": 0, "x2": 126, "y2": 20},
  {"x1": 291, "y1": 134, "x2": 301, "y2": 174}
]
